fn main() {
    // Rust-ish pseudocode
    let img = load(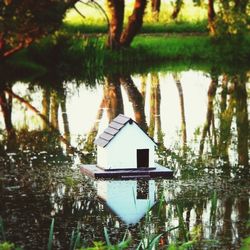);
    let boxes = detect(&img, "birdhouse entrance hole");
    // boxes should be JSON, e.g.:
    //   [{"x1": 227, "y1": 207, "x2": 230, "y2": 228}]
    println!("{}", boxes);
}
[{"x1": 137, "y1": 149, "x2": 149, "y2": 168}]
